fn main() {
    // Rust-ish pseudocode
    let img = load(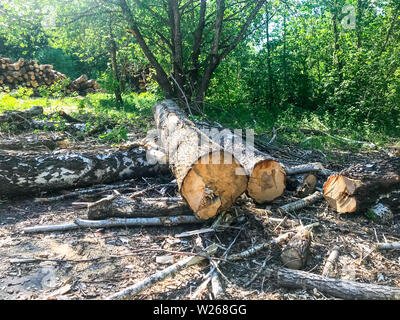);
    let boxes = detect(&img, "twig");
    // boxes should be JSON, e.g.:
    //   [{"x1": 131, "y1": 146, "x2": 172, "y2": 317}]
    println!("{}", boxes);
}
[
  {"x1": 227, "y1": 232, "x2": 294, "y2": 262},
  {"x1": 190, "y1": 223, "x2": 244, "y2": 299},
  {"x1": 244, "y1": 255, "x2": 272, "y2": 287},
  {"x1": 105, "y1": 244, "x2": 218, "y2": 300},
  {"x1": 22, "y1": 216, "x2": 203, "y2": 234},
  {"x1": 129, "y1": 182, "x2": 177, "y2": 199}
]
